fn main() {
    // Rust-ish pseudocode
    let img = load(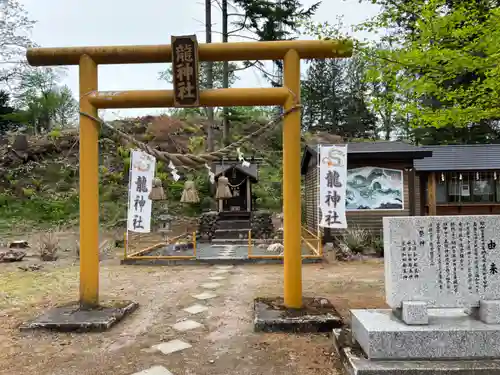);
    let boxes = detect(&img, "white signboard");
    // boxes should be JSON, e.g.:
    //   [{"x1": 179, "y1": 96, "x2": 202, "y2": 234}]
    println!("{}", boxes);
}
[
  {"x1": 127, "y1": 150, "x2": 156, "y2": 233},
  {"x1": 384, "y1": 215, "x2": 500, "y2": 309},
  {"x1": 318, "y1": 144, "x2": 348, "y2": 229}
]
